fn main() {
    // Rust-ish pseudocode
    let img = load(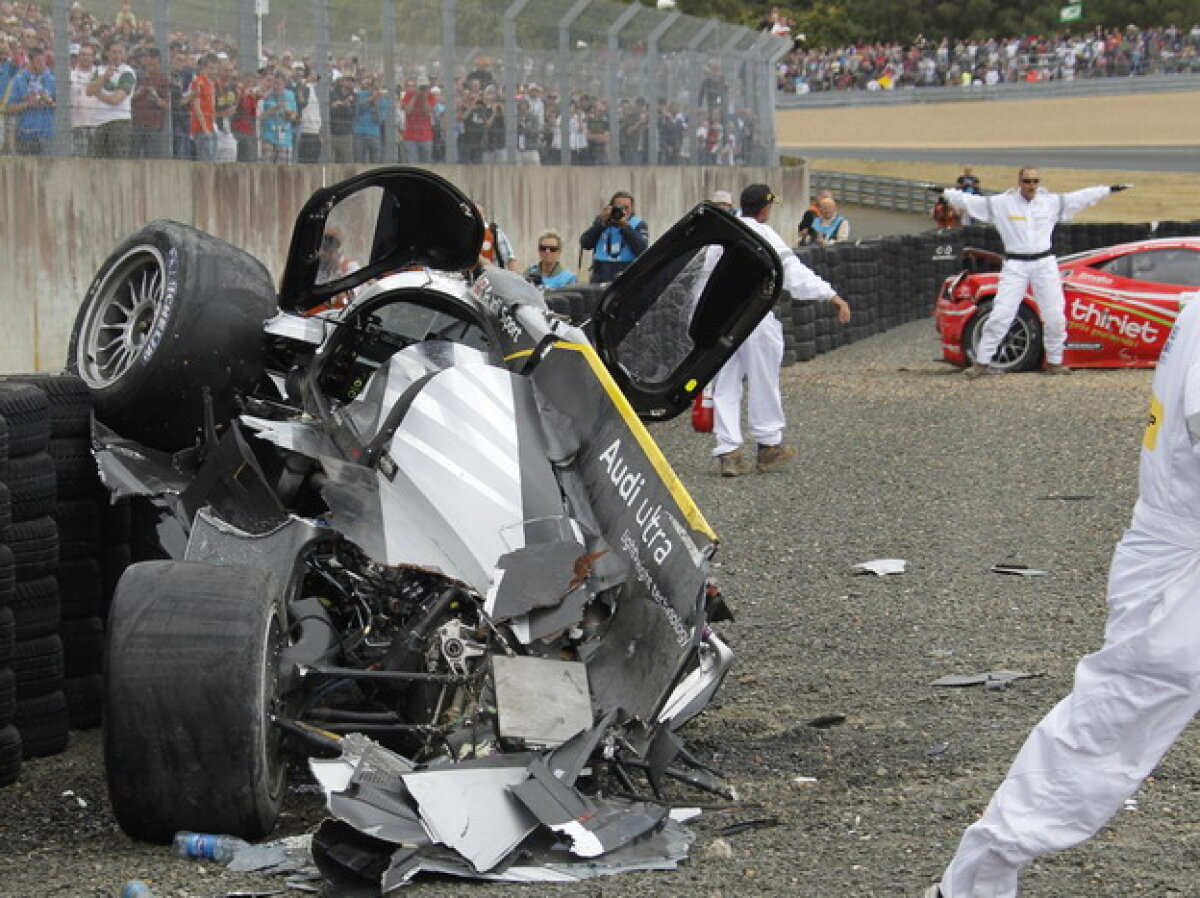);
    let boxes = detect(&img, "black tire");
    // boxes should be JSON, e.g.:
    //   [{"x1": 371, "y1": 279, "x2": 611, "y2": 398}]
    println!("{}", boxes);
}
[
  {"x1": 60, "y1": 615, "x2": 105, "y2": 678},
  {"x1": 52, "y1": 498, "x2": 101, "y2": 561},
  {"x1": 11, "y1": 634, "x2": 64, "y2": 700},
  {"x1": 0, "y1": 383, "x2": 50, "y2": 457},
  {"x1": 0, "y1": 374, "x2": 92, "y2": 438},
  {"x1": 1, "y1": 516, "x2": 59, "y2": 581},
  {"x1": 57, "y1": 557, "x2": 104, "y2": 620},
  {"x1": 5, "y1": 450, "x2": 56, "y2": 523},
  {"x1": 105, "y1": 561, "x2": 287, "y2": 842},
  {"x1": 0, "y1": 544, "x2": 13, "y2": 608},
  {"x1": 67, "y1": 221, "x2": 277, "y2": 452},
  {"x1": 0, "y1": 609, "x2": 12, "y2": 670},
  {"x1": 0, "y1": 723, "x2": 21, "y2": 786},
  {"x1": 963, "y1": 300, "x2": 1045, "y2": 373},
  {"x1": 63, "y1": 672, "x2": 104, "y2": 730},
  {"x1": 11, "y1": 577, "x2": 60, "y2": 641},
  {"x1": 0, "y1": 664, "x2": 14, "y2": 721},
  {"x1": 14, "y1": 689, "x2": 69, "y2": 758},
  {"x1": 48, "y1": 438, "x2": 102, "y2": 499}
]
